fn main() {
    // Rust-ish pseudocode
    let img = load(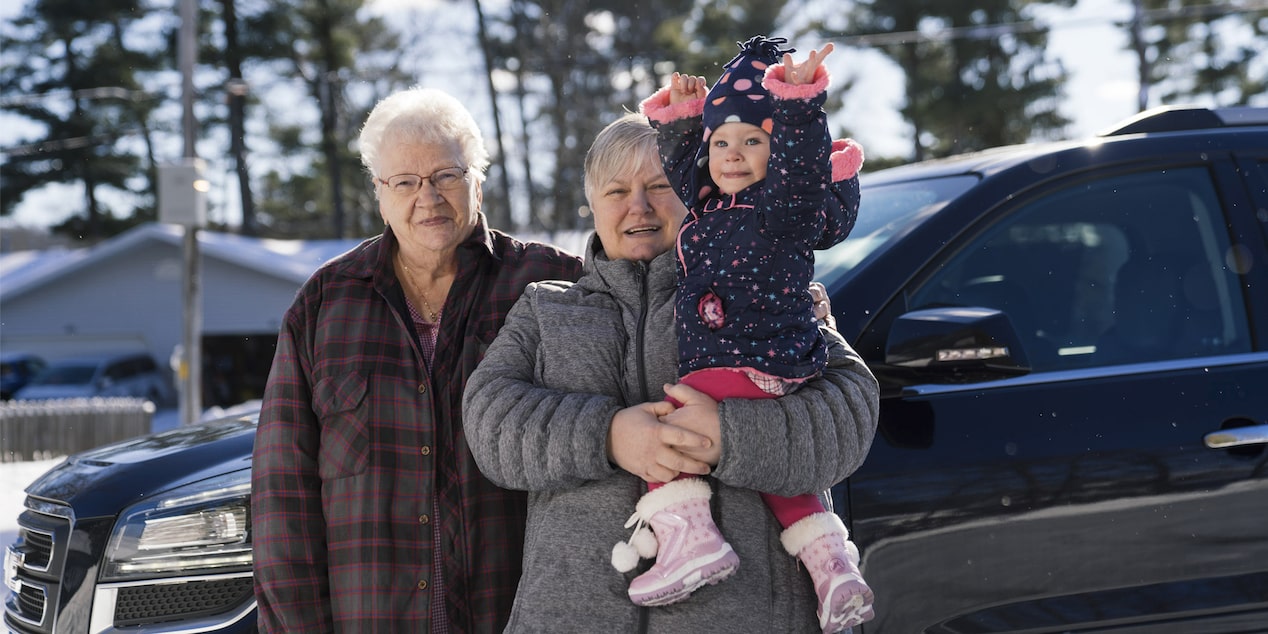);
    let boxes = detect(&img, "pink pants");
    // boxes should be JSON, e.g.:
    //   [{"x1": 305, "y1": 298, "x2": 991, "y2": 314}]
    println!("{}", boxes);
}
[{"x1": 648, "y1": 367, "x2": 825, "y2": 529}]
